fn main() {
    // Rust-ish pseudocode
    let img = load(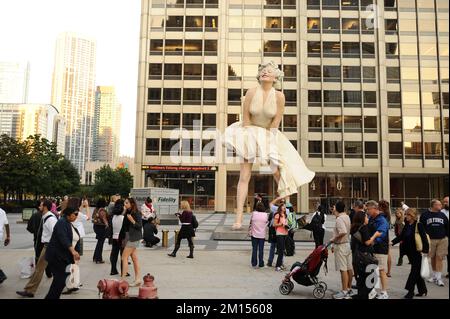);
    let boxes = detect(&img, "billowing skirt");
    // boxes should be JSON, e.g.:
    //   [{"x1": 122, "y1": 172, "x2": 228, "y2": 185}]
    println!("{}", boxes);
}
[{"x1": 224, "y1": 122, "x2": 315, "y2": 197}]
